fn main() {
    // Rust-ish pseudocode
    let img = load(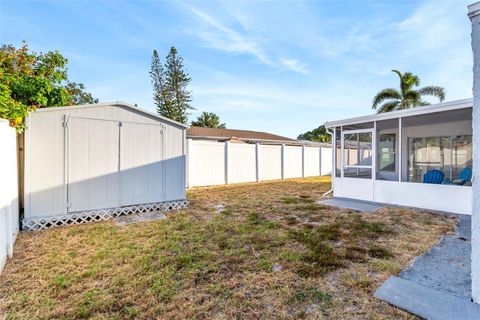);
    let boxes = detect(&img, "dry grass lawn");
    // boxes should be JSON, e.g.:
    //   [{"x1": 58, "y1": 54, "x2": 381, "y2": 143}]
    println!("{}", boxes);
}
[{"x1": 0, "y1": 177, "x2": 456, "y2": 319}]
